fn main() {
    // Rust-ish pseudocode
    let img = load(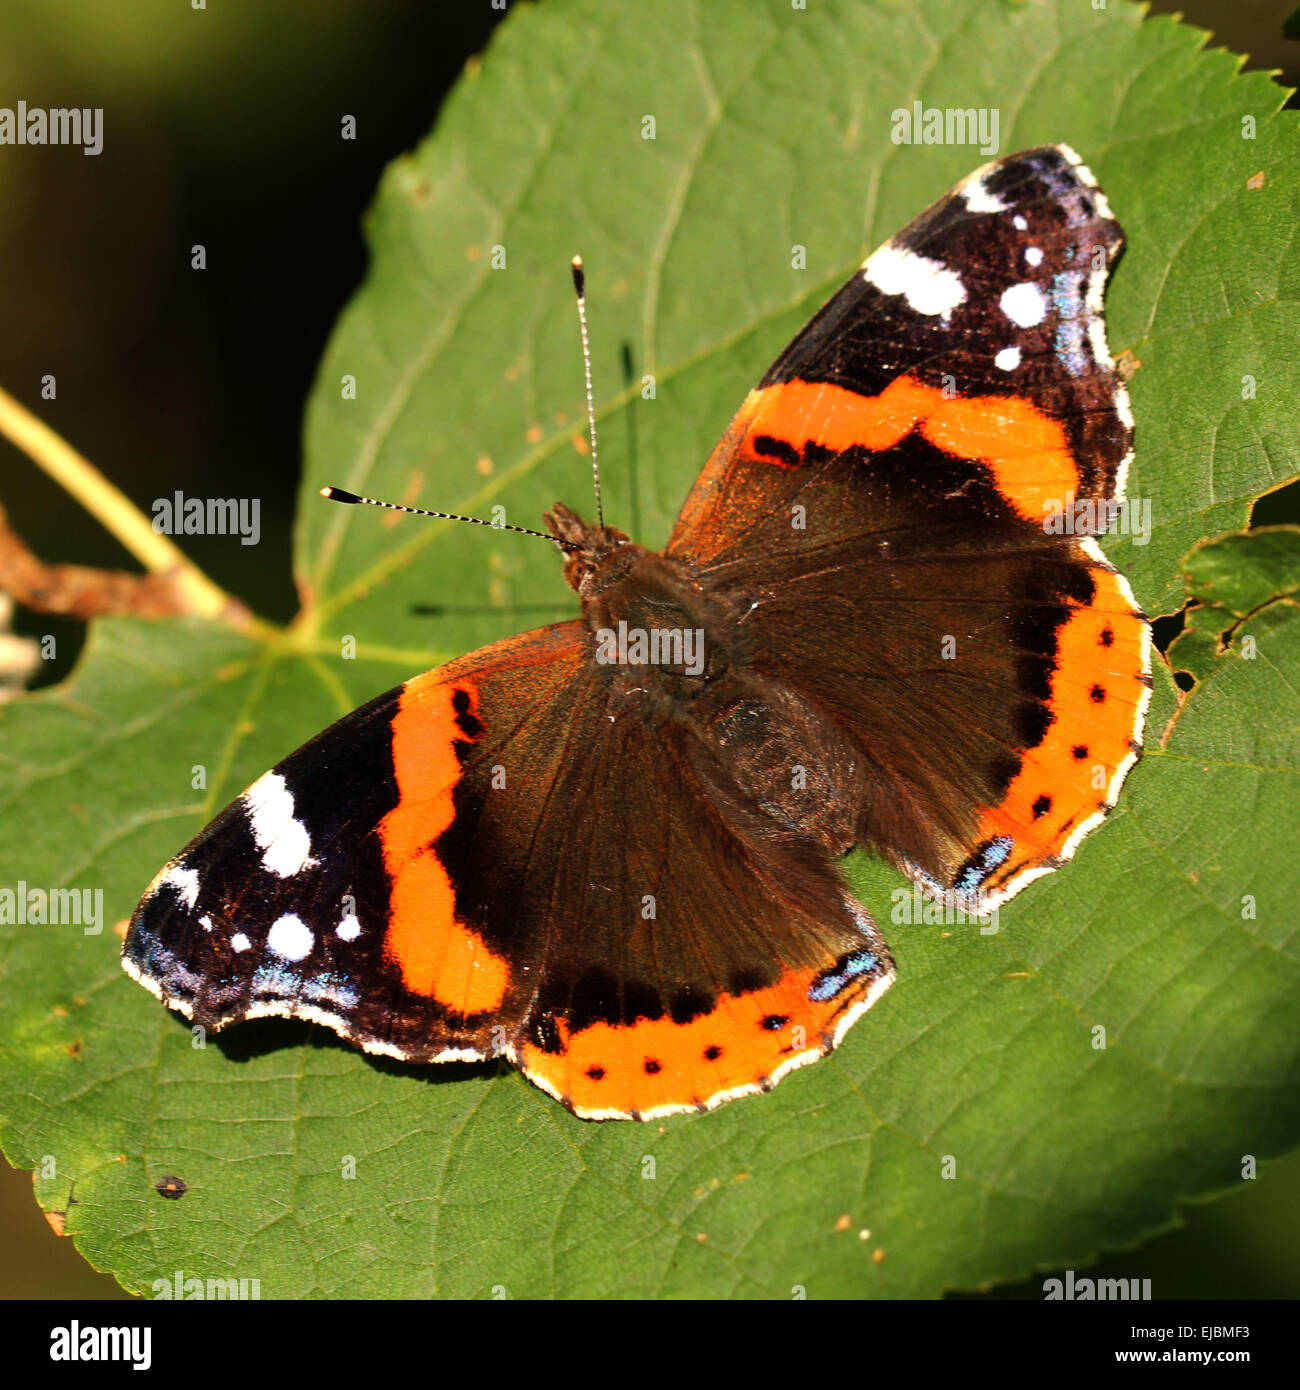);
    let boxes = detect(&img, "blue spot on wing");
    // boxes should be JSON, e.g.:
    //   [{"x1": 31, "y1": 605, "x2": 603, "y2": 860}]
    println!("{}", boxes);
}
[
  {"x1": 953, "y1": 835, "x2": 1013, "y2": 894},
  {"x1": 1051, "y1": 270, "x2": 1091, "y2": 377},
  {"x1": 808, "y1": 949, "x2": 880, "y2": 1003}
]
